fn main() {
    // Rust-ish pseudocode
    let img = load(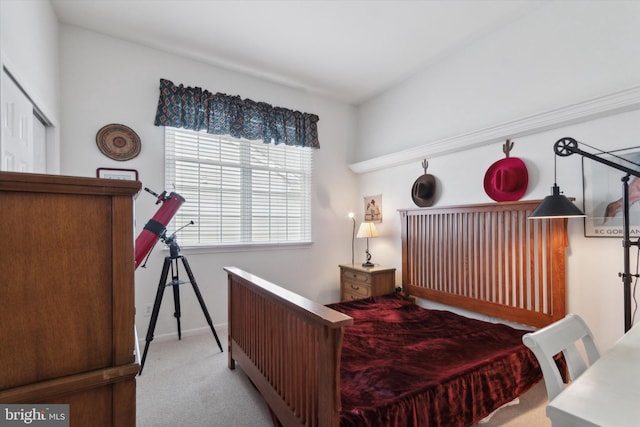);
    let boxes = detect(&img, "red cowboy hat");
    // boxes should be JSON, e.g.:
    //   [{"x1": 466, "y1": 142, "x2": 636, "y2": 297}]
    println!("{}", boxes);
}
[{"x1": 483, "y1": 157, "x2": 528, "y2": 202}]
